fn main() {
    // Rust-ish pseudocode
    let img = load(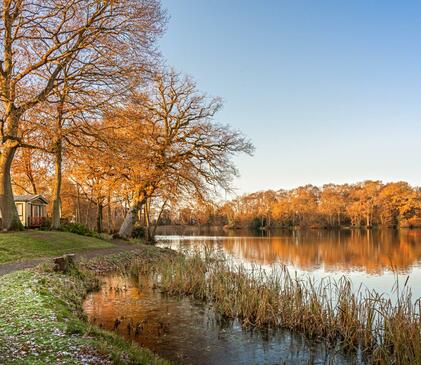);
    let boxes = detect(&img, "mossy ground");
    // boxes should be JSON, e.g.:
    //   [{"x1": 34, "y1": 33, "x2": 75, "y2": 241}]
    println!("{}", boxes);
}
[{"x1": 0, "y1": 263, "x2": 170, "y2": 365}]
